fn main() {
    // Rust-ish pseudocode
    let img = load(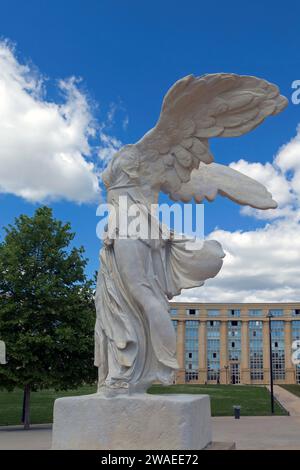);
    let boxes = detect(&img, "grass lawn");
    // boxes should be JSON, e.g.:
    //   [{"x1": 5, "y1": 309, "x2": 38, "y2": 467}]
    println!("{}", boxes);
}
[
  {"x1": 0, "y1": 385, "x2": 97, "y2": 426},
  {"x1": 0, "y1": 384, "x2": 287, "y2": 426},
  {"x1": 149, "y1": 384, "x2": 287, "y2": 417},
  {"x1": 280, "y1": 384, "x2": 300, "y2": 398}
]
